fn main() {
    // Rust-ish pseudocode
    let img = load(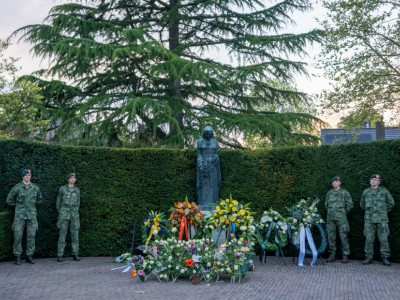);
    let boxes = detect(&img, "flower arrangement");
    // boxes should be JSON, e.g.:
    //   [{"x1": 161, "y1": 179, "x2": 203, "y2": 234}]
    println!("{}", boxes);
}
[
  {"x1": 205, "y1": 195, "x2": 255, "y2": 242},
  {"x1": 168, "y1": 197, "x2": 205, "y2": 240},
  {"x1": 256, "y1": 208, "x2": 288, "y2": 252},
  {"x1": 286, "y1": 198, "x2": 324, "y2": 245},
  {"x1": 142, "y1": 211, "x2": 168, "y2": 245}
]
